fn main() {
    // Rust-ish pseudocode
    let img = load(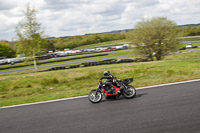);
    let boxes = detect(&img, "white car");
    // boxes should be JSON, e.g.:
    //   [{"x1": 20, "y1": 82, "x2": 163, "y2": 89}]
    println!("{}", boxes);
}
[
  {"x1": 0, "y1": 59, "x2": 7, "y2": 64},
  {"x1": 186, "y1": 43, "x2": 192, "y2": 48},
  {"x1": 96, "y1": 47, "x2": 106, "y2": 51},
  {"x1": 75, "y1": 50, "x2": 81, "y2": 53},
  {"x1": 123, "y1": 44, "x2": 129, "y2": 47},
  {"x1": 54, "y1": 51, "x2": 66, "y2": 56},
  {"x1": 64, "y1": 50, "x2": 73, "y2": 54},
  {"x1": 87, "y1": 49, "x2": 96, "y2": 52},
  {"x1": 116, "y1": 45, "x2": 125, "y2": 50},
  {"x1": 6, "y1": 58, "x2": 22, "y2": 63},
  {"x1": 0, "y1": 57, "x2": 7, "y2": 64}
]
